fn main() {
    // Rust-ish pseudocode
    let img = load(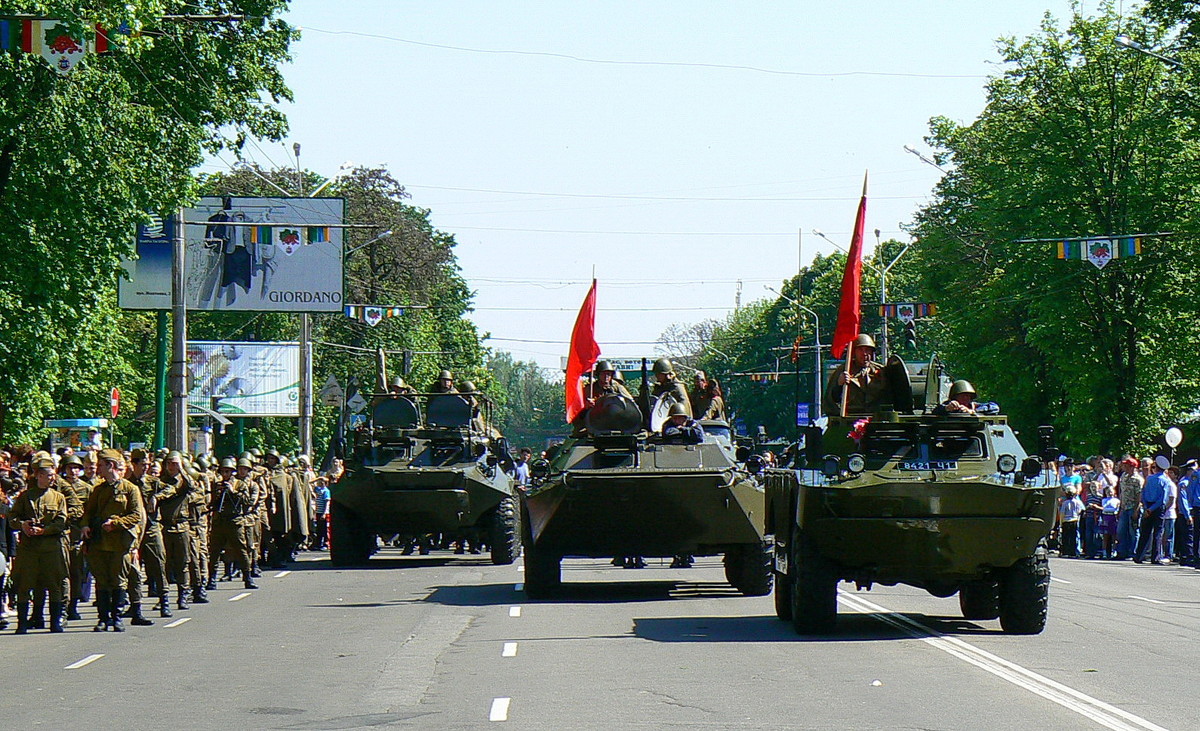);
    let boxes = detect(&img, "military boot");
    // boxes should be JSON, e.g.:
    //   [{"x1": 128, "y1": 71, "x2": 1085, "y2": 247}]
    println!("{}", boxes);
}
[
  {"x1": 192, "y1": 585, "x2": 209, "y2": 604},
  {"x1": 110, "y1": 590, "x2": 127, "y2": 632},
  {"x1": 29, "y1": 593, "x2": 45, "y2": 630},
  {"x1": 67, "y1": 598, "x2": 82, "y2": 621},
  {"x1": 176, "y1": 586, "x2": 189, "y2": 610},
  {"x1": 205, "y1": 577, "x2": 217, "y2": 592},
  {"x1": 93, "y1": 592, "x2": 109, "y2": 632},
  {"x1": 129, "y1": 603, "x2": 154, "y2": 626},
  {"x1": 14, "y1": 601, "x2": 29, "y2": 635},
  {"x1": 243, "y1": 576, "x2": 259, "y2": 590},
  {"x1": 49, "y1": 602, "x2": 65, "y2": 633},
  {"x1": 158, "y1": 593, "x2": 172, "y2": 618}
]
